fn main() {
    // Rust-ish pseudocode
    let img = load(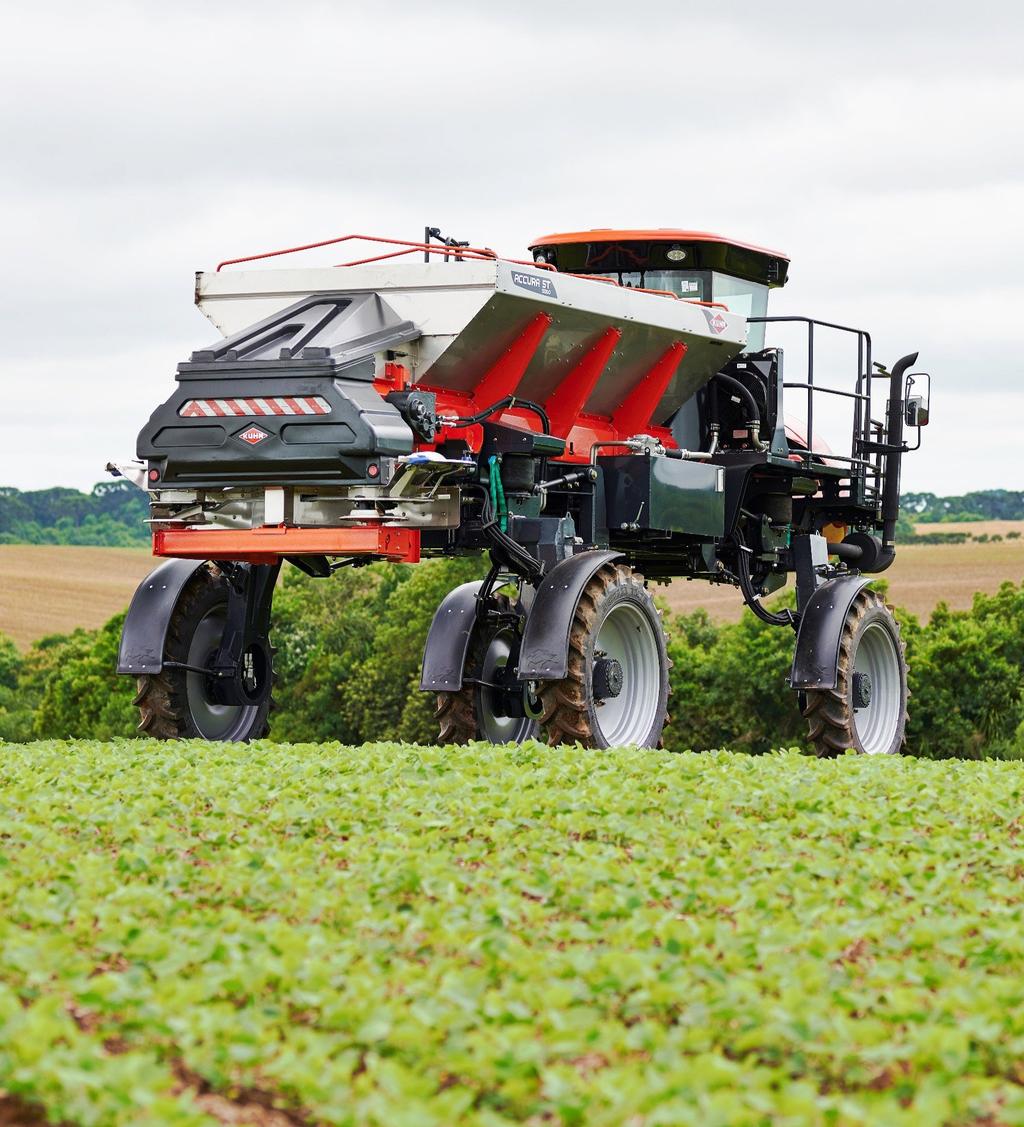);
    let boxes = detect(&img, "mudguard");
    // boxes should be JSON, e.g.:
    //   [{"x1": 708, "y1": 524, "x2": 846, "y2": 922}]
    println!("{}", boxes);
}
[
  {"x1": 518, "y1": 550, "x2": 622, "y2": 680},
  {"x1": 419, "y1": 580, "x2": 487, "y2": 692},
  {"x1": 789, "y1": 574, "x2": 874, "y2": 690},
  {"x1": 116, "y1": 558, "x2": 209, "y2": 675}
]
